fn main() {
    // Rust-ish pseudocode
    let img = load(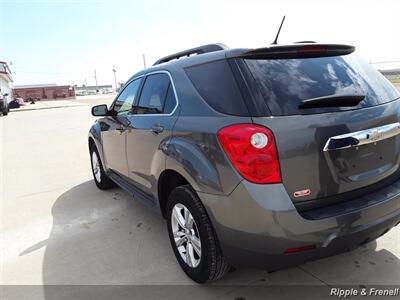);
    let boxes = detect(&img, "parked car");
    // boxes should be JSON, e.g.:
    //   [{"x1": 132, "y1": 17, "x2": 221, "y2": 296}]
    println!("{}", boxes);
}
[
  {"x1": 75, "y1": 90, "x2": 88, "y2": 96},
  {"x1": 0, "y1": 92, "x2": 9, "y2": 116},
  {"x1": 88, "y1": 43, "x2": 400, "y2": 283},
  {"x1": 8, "y1": 97, "x2": 25, "y2": 109}
]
